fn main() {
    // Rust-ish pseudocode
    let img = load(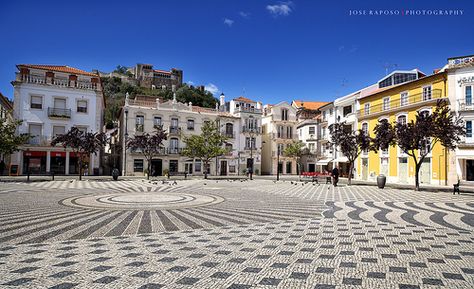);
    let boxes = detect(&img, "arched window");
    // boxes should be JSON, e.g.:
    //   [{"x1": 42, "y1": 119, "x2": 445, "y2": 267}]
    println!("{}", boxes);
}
[
  {"x1": 225, "y1": 123, "x2": 233, "y2": 137},
  {"x1": 397, "y1": 115, "x2": 407, "y2": 125}
]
